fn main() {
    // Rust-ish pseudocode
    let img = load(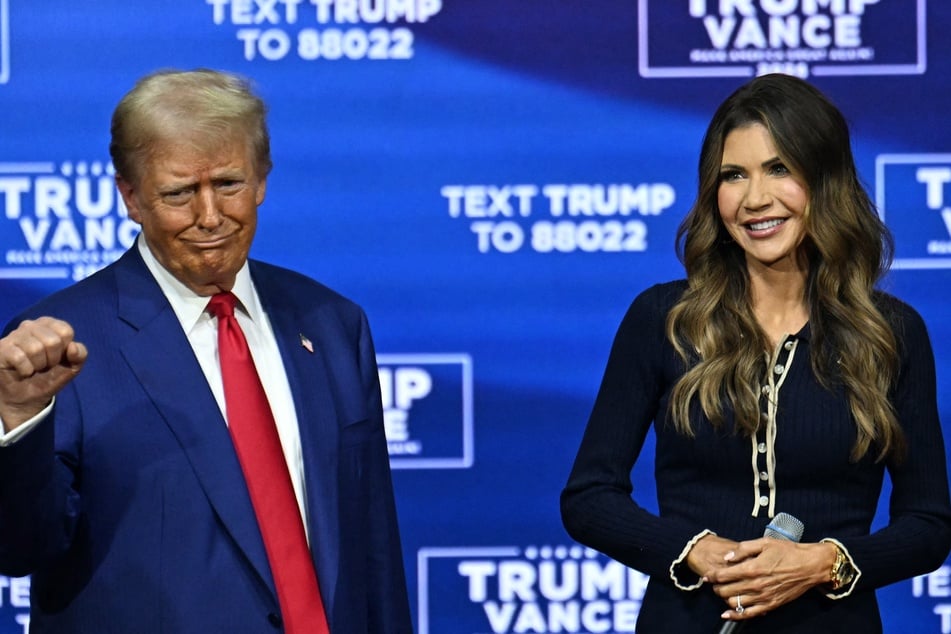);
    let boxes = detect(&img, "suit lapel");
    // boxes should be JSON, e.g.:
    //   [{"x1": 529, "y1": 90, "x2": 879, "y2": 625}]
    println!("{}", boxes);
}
[
  {"x1": 112, "y1": 249, "x2": 276, "y2": 597},
  {"x1": 254, "y1": 265, "x2": 342, "y2": 616}
]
